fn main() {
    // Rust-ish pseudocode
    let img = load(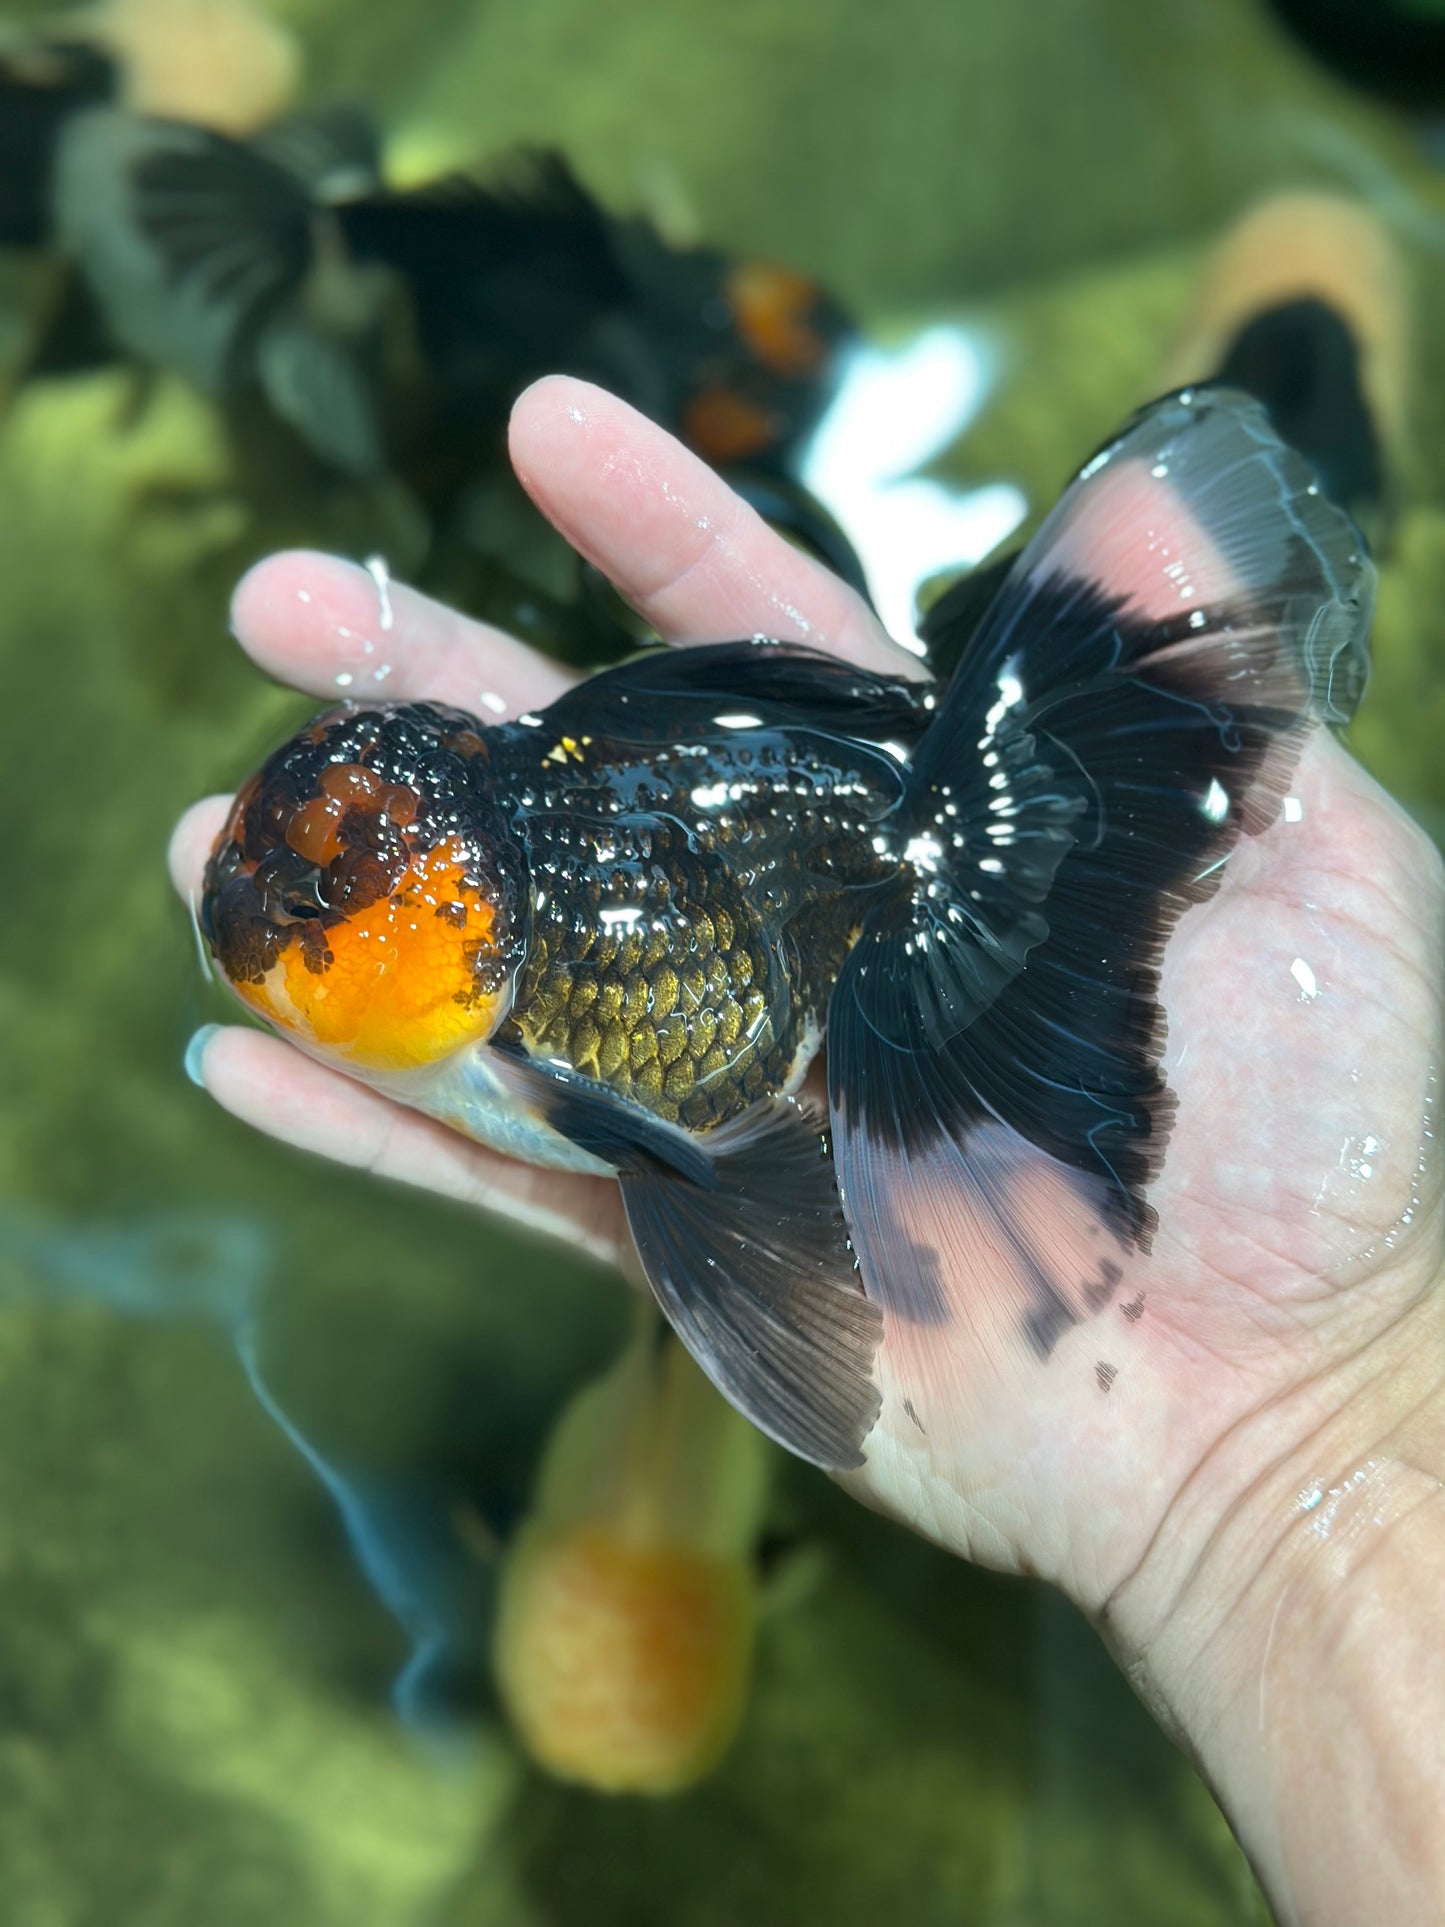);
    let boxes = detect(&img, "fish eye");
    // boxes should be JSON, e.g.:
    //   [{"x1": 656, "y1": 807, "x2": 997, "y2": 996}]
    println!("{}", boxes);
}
[
  {"x1": 275, "y1": 867, "x2": 328, "y2": 919},
  {"x1": 203, "y1": 704, "x2": 524, "y2": 1072}
]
